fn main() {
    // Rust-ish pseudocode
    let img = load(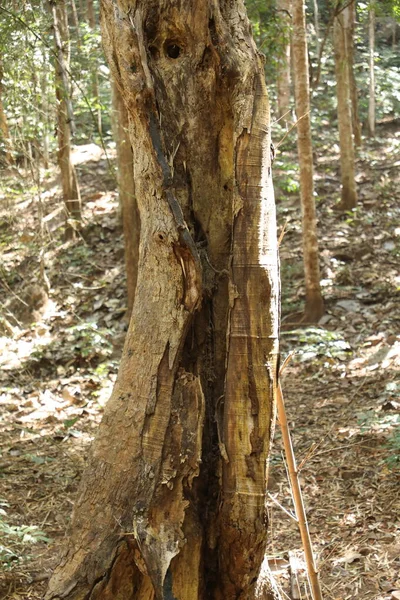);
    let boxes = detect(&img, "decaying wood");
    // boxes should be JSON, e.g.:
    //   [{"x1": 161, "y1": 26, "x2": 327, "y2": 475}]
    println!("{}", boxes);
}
[{"x1": 45, "y1": 1, "x2": 280, "y2": 599}]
